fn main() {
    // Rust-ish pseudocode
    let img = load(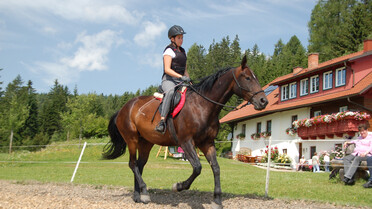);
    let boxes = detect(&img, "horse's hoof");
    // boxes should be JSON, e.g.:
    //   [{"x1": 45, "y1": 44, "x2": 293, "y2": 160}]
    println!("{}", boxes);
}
[
  {"x1": 211, "y1": 201, "x2": 223, "y2": 209},
  {"x1": 172, "y1": 183, "x2": 178, "y2": 192},
  {"x1": 133, "y1": 191, "x2": 141, "y2": 203},
  {"x1": 140, "y1": 194, "x2": 151, "y2": 204}
]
